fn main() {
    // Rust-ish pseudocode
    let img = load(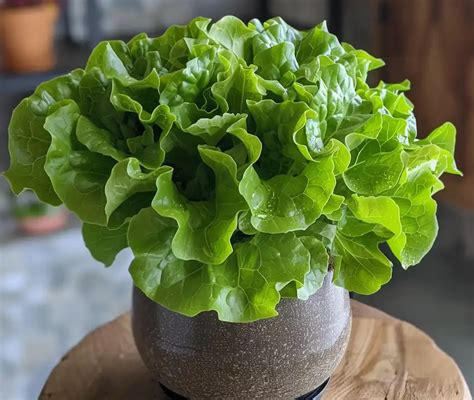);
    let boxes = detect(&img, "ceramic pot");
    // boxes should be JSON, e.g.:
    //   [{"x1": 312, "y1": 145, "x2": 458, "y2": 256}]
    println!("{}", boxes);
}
[
  {"x1": 132, "y1": 272, "x2": 351, "y2": 400},
  {"x1": 0, "y1": 3, "x2": 58, "y2": 73},
  {"x1": 17, "y1": 210, "x2": 68, "y2": 235}
]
